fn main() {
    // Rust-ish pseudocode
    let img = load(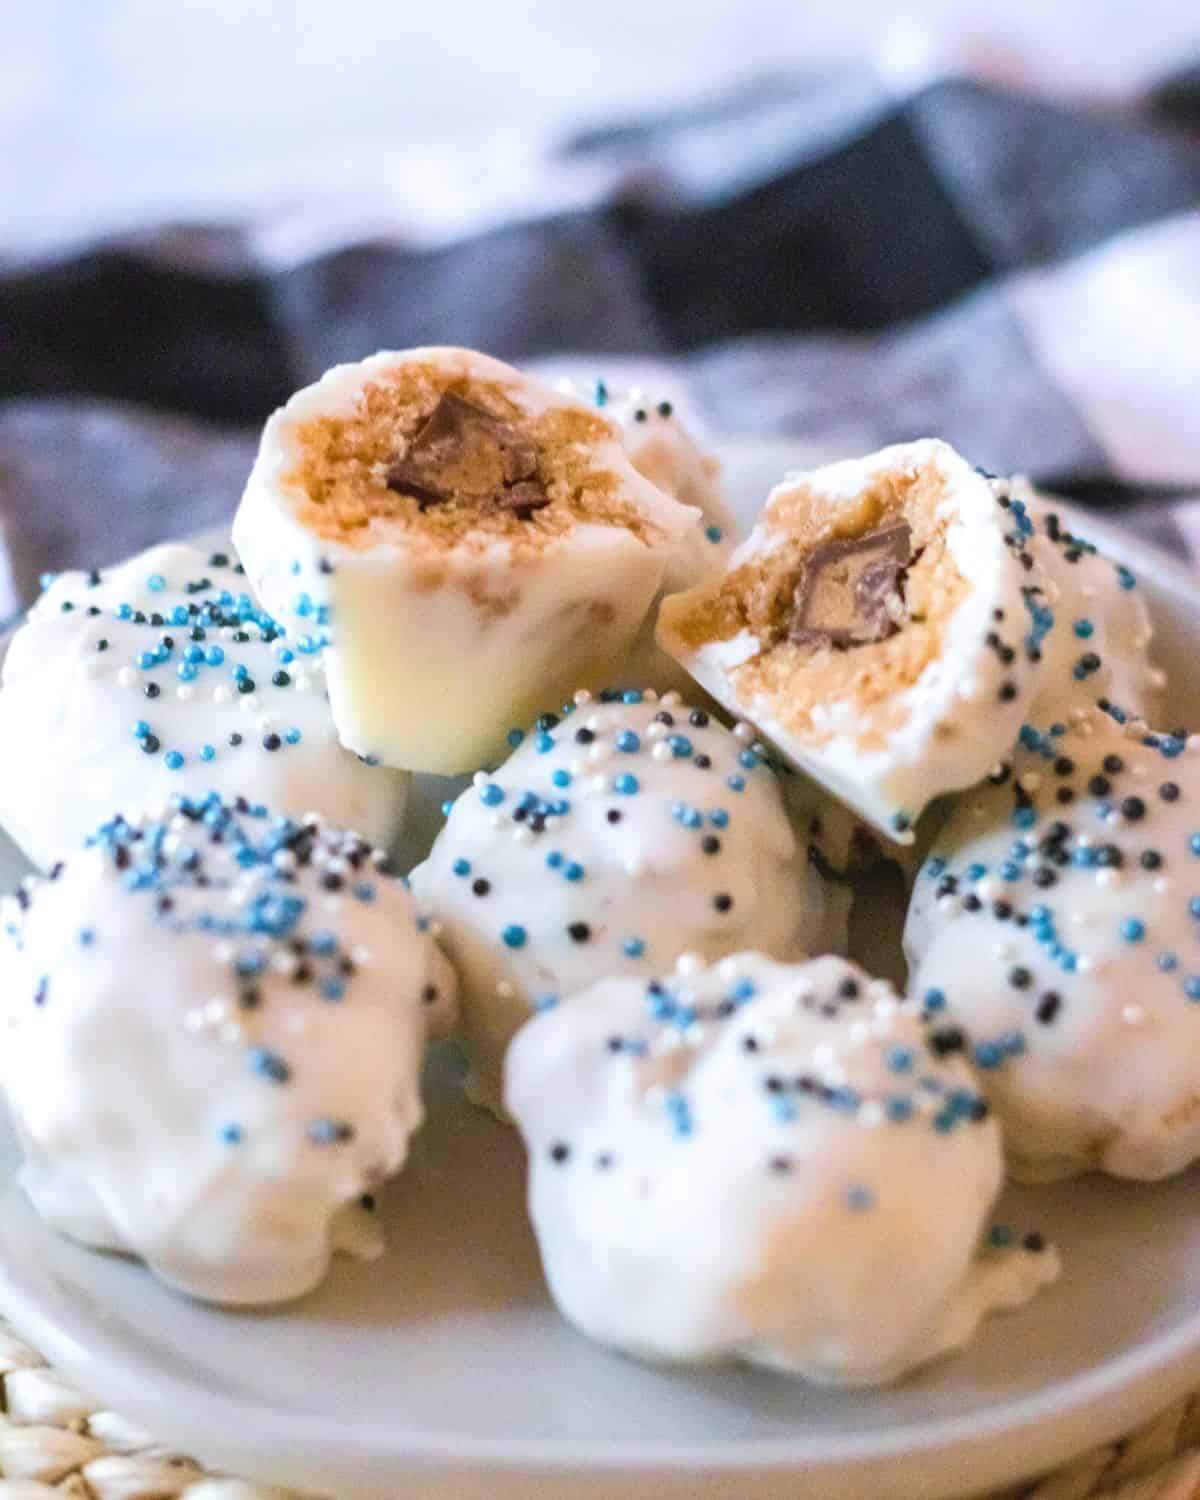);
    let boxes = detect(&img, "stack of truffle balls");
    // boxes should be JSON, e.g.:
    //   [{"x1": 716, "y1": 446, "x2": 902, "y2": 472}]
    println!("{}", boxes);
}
[{"x1": 3, "y1": 344, "x2": 1189, "y2": 1389}]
